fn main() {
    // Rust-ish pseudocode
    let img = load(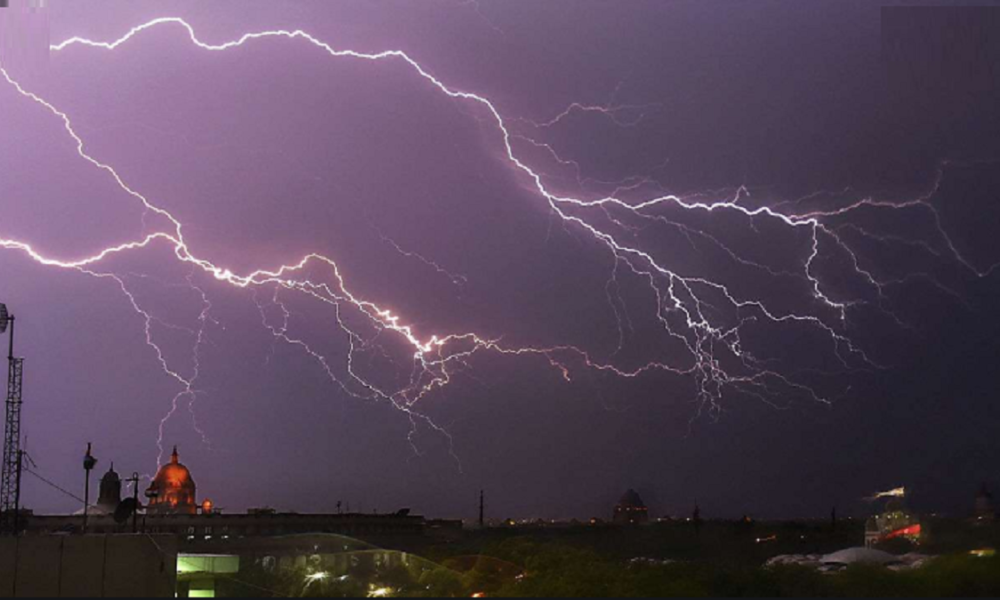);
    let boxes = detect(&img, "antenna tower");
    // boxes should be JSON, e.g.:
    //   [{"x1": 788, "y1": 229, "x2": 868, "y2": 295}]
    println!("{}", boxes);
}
[{"x1": 0, "y1": 304, "x2": 23, "y2": 535}]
